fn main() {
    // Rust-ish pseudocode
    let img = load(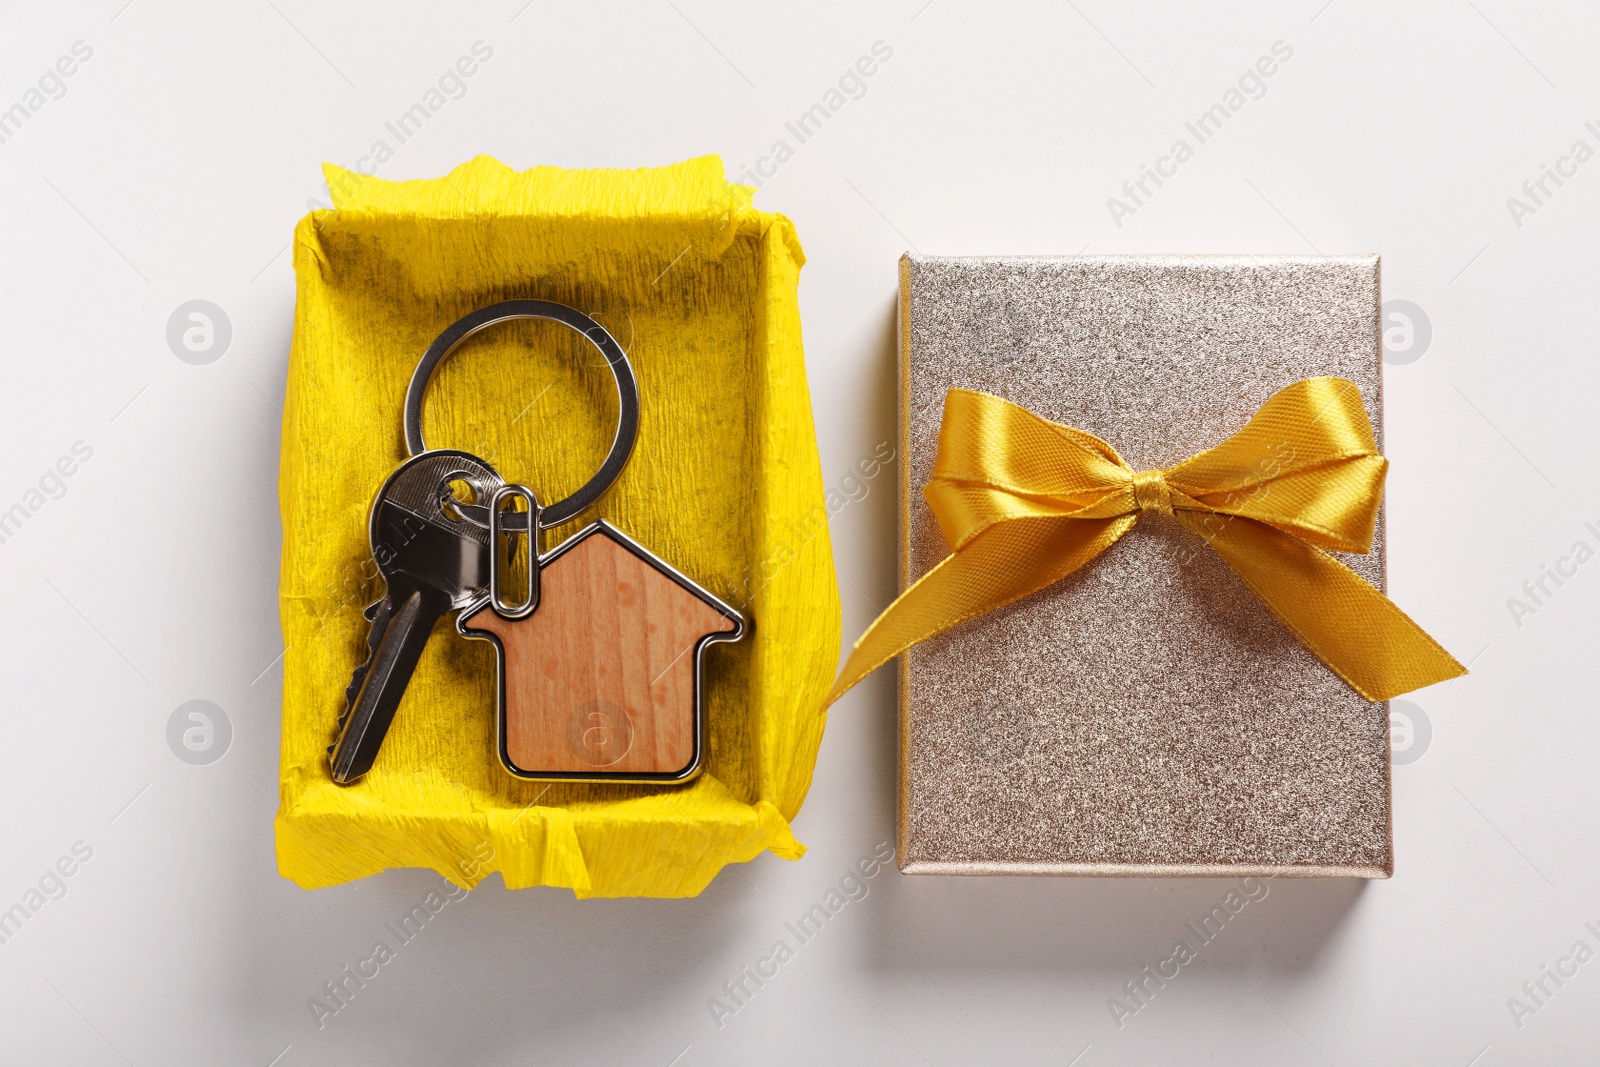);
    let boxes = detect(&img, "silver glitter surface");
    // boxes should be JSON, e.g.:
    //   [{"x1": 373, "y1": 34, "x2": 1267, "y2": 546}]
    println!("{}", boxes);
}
[{"x1": 898, "y1": 254, "x2": 1391, "y2": 878}]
